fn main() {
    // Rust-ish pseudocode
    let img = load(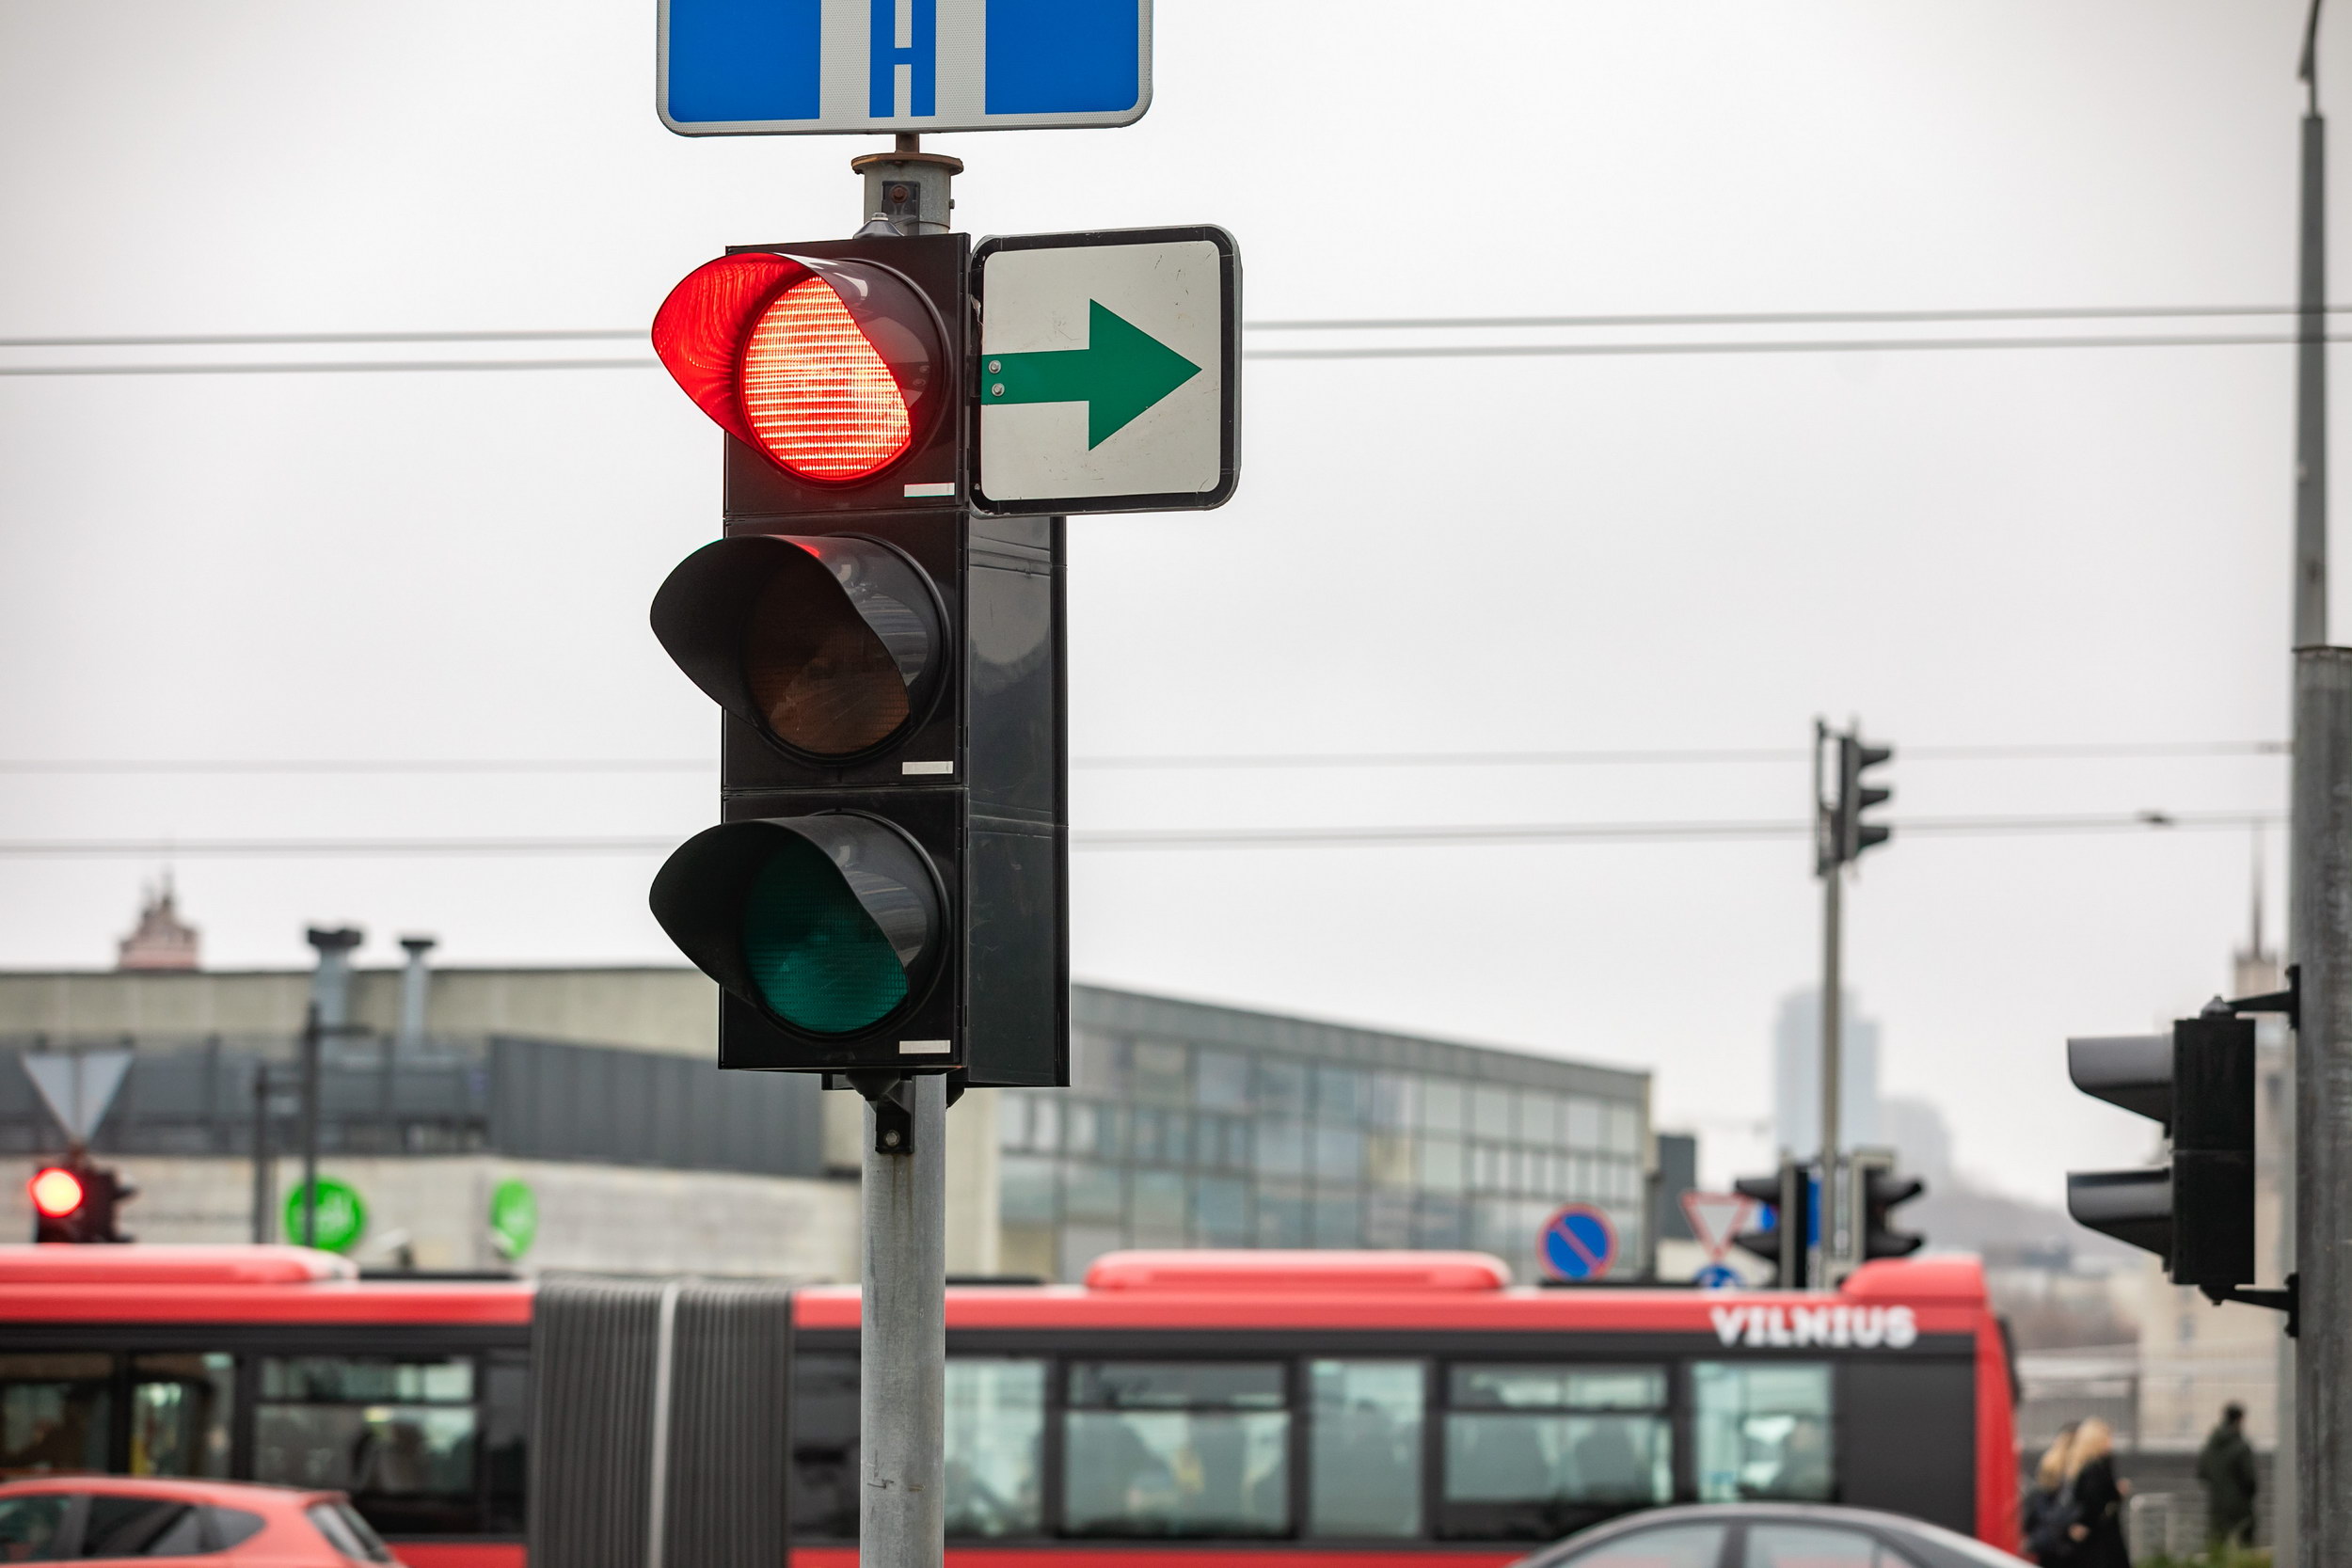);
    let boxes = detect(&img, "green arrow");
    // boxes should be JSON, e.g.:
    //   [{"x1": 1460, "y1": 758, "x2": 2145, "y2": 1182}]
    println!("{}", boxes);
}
[{"x1": 986, "y1": 301, "x2": 1203, "y2": 449}]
